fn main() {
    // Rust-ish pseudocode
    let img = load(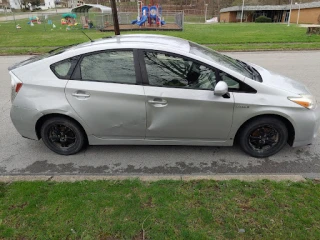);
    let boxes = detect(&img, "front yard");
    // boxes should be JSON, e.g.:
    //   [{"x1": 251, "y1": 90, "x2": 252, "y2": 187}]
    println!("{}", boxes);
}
[
  {"x1": 0, "y1": 22, "x2": 320, "y2": 54},
  {"x1": 1, "y1": 179, "x2": 320, "y2": 239}
]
